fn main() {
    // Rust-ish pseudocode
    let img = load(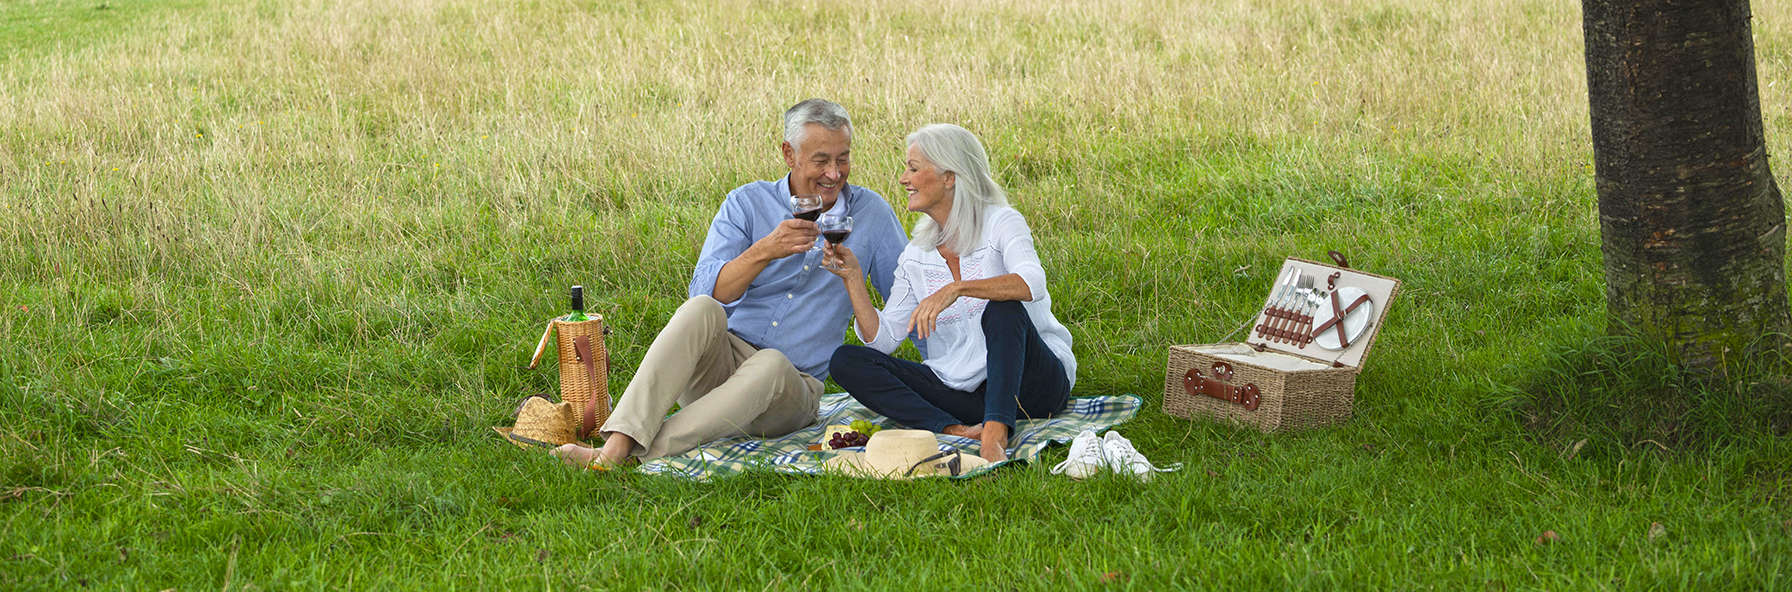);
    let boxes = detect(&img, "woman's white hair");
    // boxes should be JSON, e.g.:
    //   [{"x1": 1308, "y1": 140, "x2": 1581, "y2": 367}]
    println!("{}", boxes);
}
[
  {"x1": 908, "y1": 123, "x2": 1009, "y2": 253},
  {"x1": 783, "y1": 99, "x2": 853, "y2": 151}
]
